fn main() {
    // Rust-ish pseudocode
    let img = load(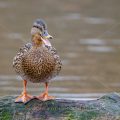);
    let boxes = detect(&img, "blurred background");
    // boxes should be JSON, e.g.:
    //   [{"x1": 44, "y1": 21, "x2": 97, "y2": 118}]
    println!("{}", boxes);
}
[{"x1": 0, "y1": 0, "x2": 120, "y2": 100}]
